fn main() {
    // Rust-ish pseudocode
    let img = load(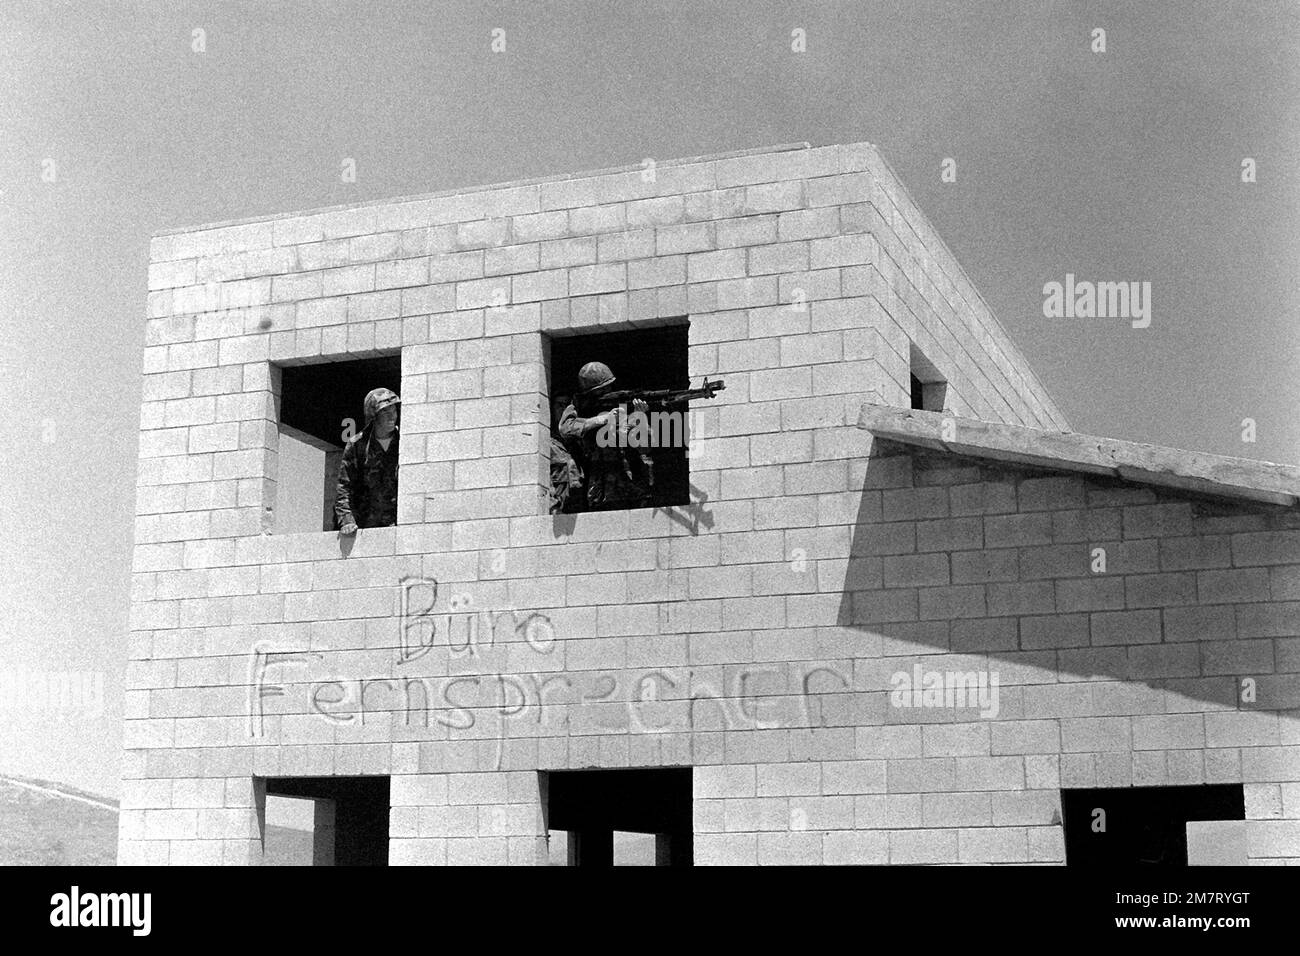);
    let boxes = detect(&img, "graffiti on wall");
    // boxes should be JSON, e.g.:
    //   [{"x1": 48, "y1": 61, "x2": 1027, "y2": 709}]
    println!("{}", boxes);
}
[
  {"x1": 249, "y1": 653, "x2": 853, "y2": 738},
  {"x1": 398, "y1": 576, "x2": 555, "y2": 664},
  {"x1": 246, "y1": 576, "x2": 858, "y2": 766}
]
